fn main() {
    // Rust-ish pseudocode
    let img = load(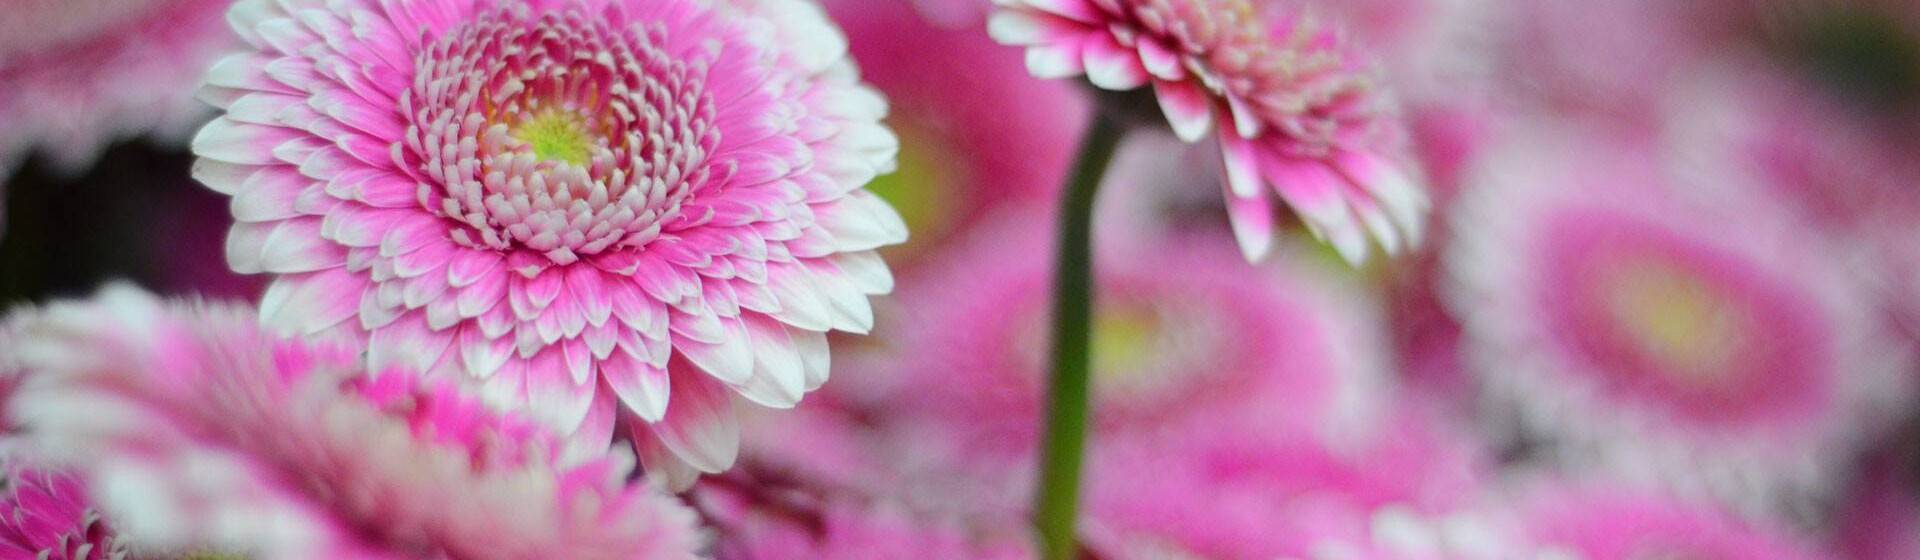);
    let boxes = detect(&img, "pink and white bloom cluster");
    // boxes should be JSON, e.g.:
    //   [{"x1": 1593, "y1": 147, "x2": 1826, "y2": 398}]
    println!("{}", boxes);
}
[
  {"x1": 2, "y1": 286, "x2": 702, "y2": 559},
  {"x1": 988, "y1": 0, "x2": 1428, "y2": 264},
  {"x1": 0, "y1": 0, "x2": 234, "y2": 175},
  {"x1": 192, "y1": 0, "x2": 905, "y2": 486}
]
